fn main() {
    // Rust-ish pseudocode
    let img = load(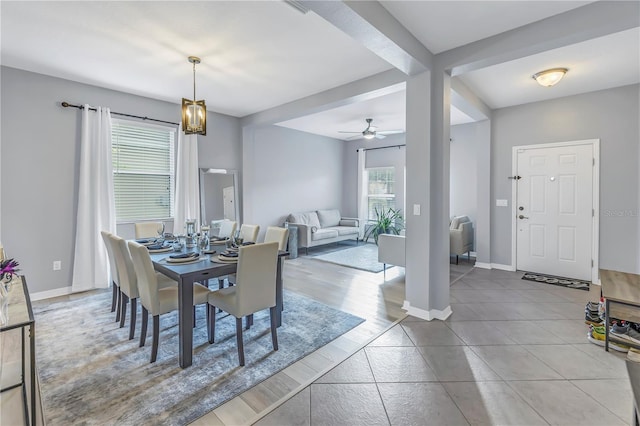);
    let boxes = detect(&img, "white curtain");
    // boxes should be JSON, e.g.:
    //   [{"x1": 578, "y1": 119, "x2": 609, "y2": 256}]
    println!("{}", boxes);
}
[
  {"x1": 72, "y1": 105, "x2": 115, "y2": 292},
  {"x1": 174, "y1": 124, "x2": 200, "y2": 234},
  {"x1": 357, "y1": 149, "x2": 368, "y2": 238}
]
